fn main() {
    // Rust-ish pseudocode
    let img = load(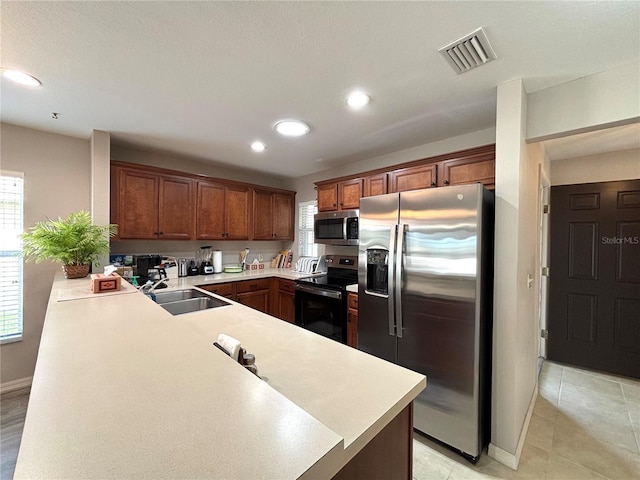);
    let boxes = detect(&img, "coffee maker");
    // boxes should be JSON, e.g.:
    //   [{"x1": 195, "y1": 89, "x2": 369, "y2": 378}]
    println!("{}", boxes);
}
[{"x1": 134, "y1": 254, "x2": 163, "y2": 285}]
